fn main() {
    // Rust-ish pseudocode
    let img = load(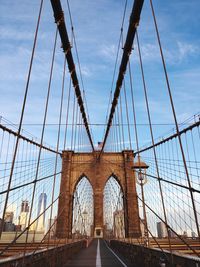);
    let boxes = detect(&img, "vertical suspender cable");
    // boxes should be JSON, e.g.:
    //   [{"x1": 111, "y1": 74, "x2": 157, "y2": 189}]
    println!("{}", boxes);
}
[
  {"x1": 63, "y1": 78, "x2": 71, "y2": 150},
  {"x1": 0, "y1": 0, "x2": 44, "y2": 238},
  {"x1": 136, "y1": 30, "x2": 174, "y2": 263},
  {"x1": 47, "y1": 56, "x2": 66, "y2": 248},
  {"x1": 22, "y1": 29, "x2": 58, "y2": 260},
  {"x1": 149, "y1": 0, "x2": 200, "y2": 240},
  {"x1": 128, "y1": 60, "x2": 149, "y2": 246},
  {"x1": 100, "y1": 0, "x2": 144, "y2": 156},
  {"x1": 123, "y1": 80, "x2": 132, "y2": 150}
]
